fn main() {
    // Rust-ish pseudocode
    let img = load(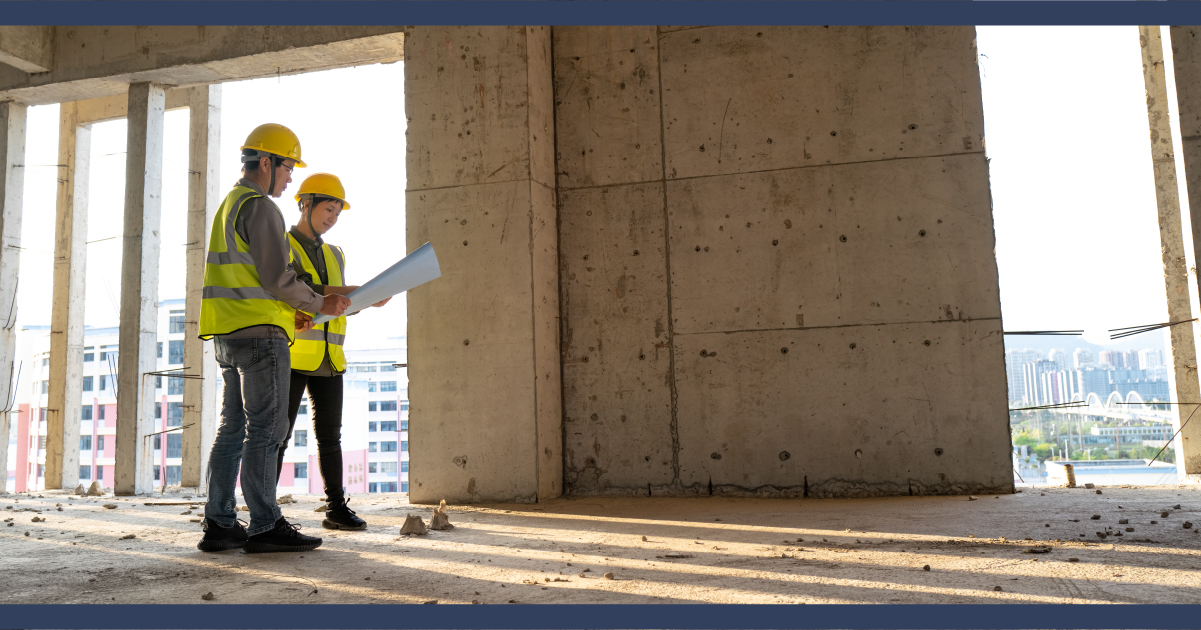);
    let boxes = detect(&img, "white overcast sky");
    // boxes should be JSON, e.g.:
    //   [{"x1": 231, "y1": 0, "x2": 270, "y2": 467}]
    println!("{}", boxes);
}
[
  {"x1": 17, "y1": 61, "x2": 407, "y2": 350},
  {"x1": 11, "y1": 27, "x2": 1191, "y2": 351}
]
